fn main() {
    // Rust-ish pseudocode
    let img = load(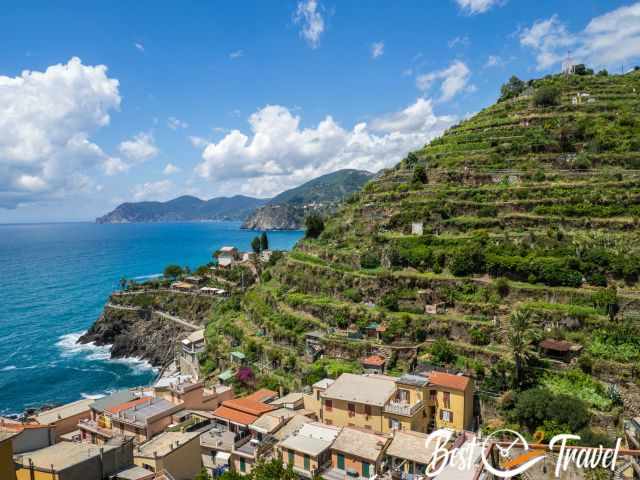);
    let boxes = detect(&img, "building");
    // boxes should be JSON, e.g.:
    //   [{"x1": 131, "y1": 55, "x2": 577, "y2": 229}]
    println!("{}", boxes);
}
[
  {"x1": 216, "y1": 246, "x2": 239, "y2": 267},
  {"x1": 269, "y1": 392, "x2": 305, "y2": 411},
  {"x1": 110, "y1": 398, "x2": 185, "y2": 443},
  {"x1": 200, "y1": 425, "x2": 238, "y2": 477},
  {"x1": 79, "y1": 390, "x2": 141, "y2": 444},
  {"x1": 411, "y1": 222, "x2": 424, "y2": 235},
  {"x1": 278, "y1": 422, "x2": 340, "y2": 478},
  {"x1": 133, "y1": 431, "x2": 201, "y2": 480},
  {"x1": 324, "y1": 427, "x2": 389, "y2": 479},
  {"x1": 304, "y1": 379, "x2": 334, "y2": 416},
  {"x1": 361, "y1": 355, "x2": 386, "y2": 374},
  {"x1": 0, "y1": 418, "x2": 54, "y2": 454},
  {"x1": 385, "y1": 430, "x2": 436, "y2": 478},
  {"x1": 538, "y1": 338, "x2": 583, "y2": 363},
  {"x1": 14, "y1": 438, "x2": 133, "y2": 480},
  {"x1": 424, "y1": 371, "x2": 474, "y2": 432},
  {"x1": 31, "y1": 398, "x2": 93, "y2": 442},
  {"x1": 212, "y1": 390, "x2": 277, "y2": 436},
  {"x1": 179, "y1": 330, "x2": 206, "y2": 380},
  {"x1": 0, "y1": 431, "x2": 17, "y2": 480},
  {"x1": 154, "y1": 375, "x2": 233, "y2": 411}
]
